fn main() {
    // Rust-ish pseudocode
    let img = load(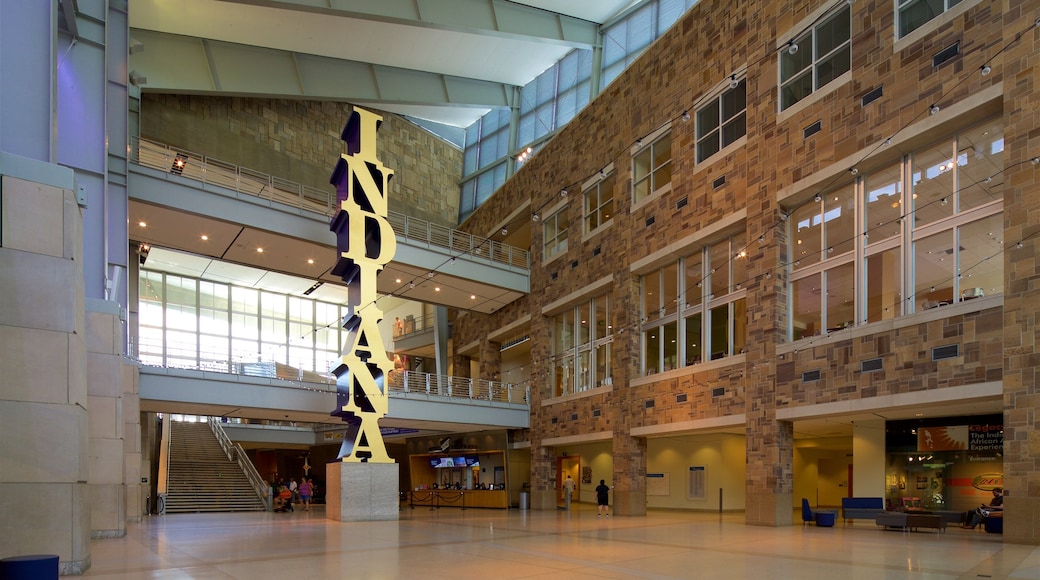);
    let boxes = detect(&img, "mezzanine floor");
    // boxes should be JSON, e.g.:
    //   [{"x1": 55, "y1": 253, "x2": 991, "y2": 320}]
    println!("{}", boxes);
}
[{"x1": 81, "y1": 504, "x2": 1038, "y2": 579}]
